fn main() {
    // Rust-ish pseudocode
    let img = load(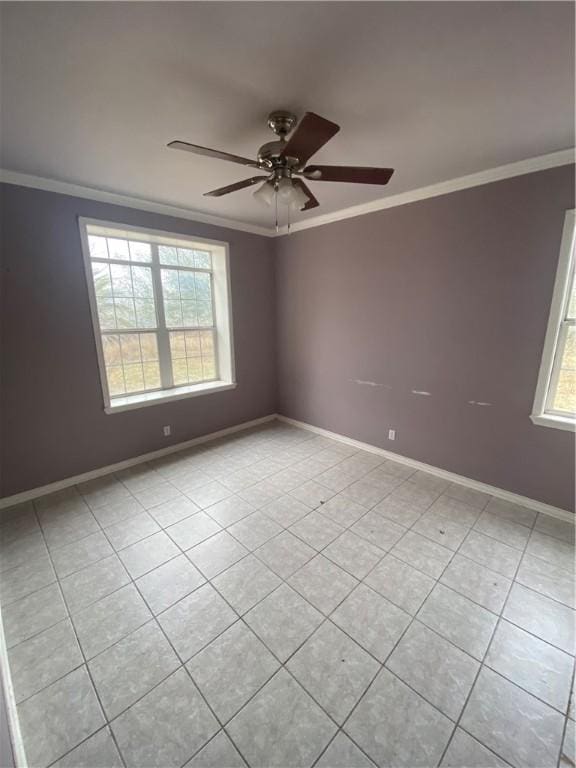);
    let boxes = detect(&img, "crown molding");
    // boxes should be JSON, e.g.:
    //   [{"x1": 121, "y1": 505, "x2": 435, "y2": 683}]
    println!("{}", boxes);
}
[
  {"x1": 2, "y1": 148, "x2": 574, "y2": 239},
  {"x1": 278, "y1": 148, "x2": 576, "y2": 235},
  {"x1": 0, "y1": 169, "x2": 275, "y2": 238}
]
